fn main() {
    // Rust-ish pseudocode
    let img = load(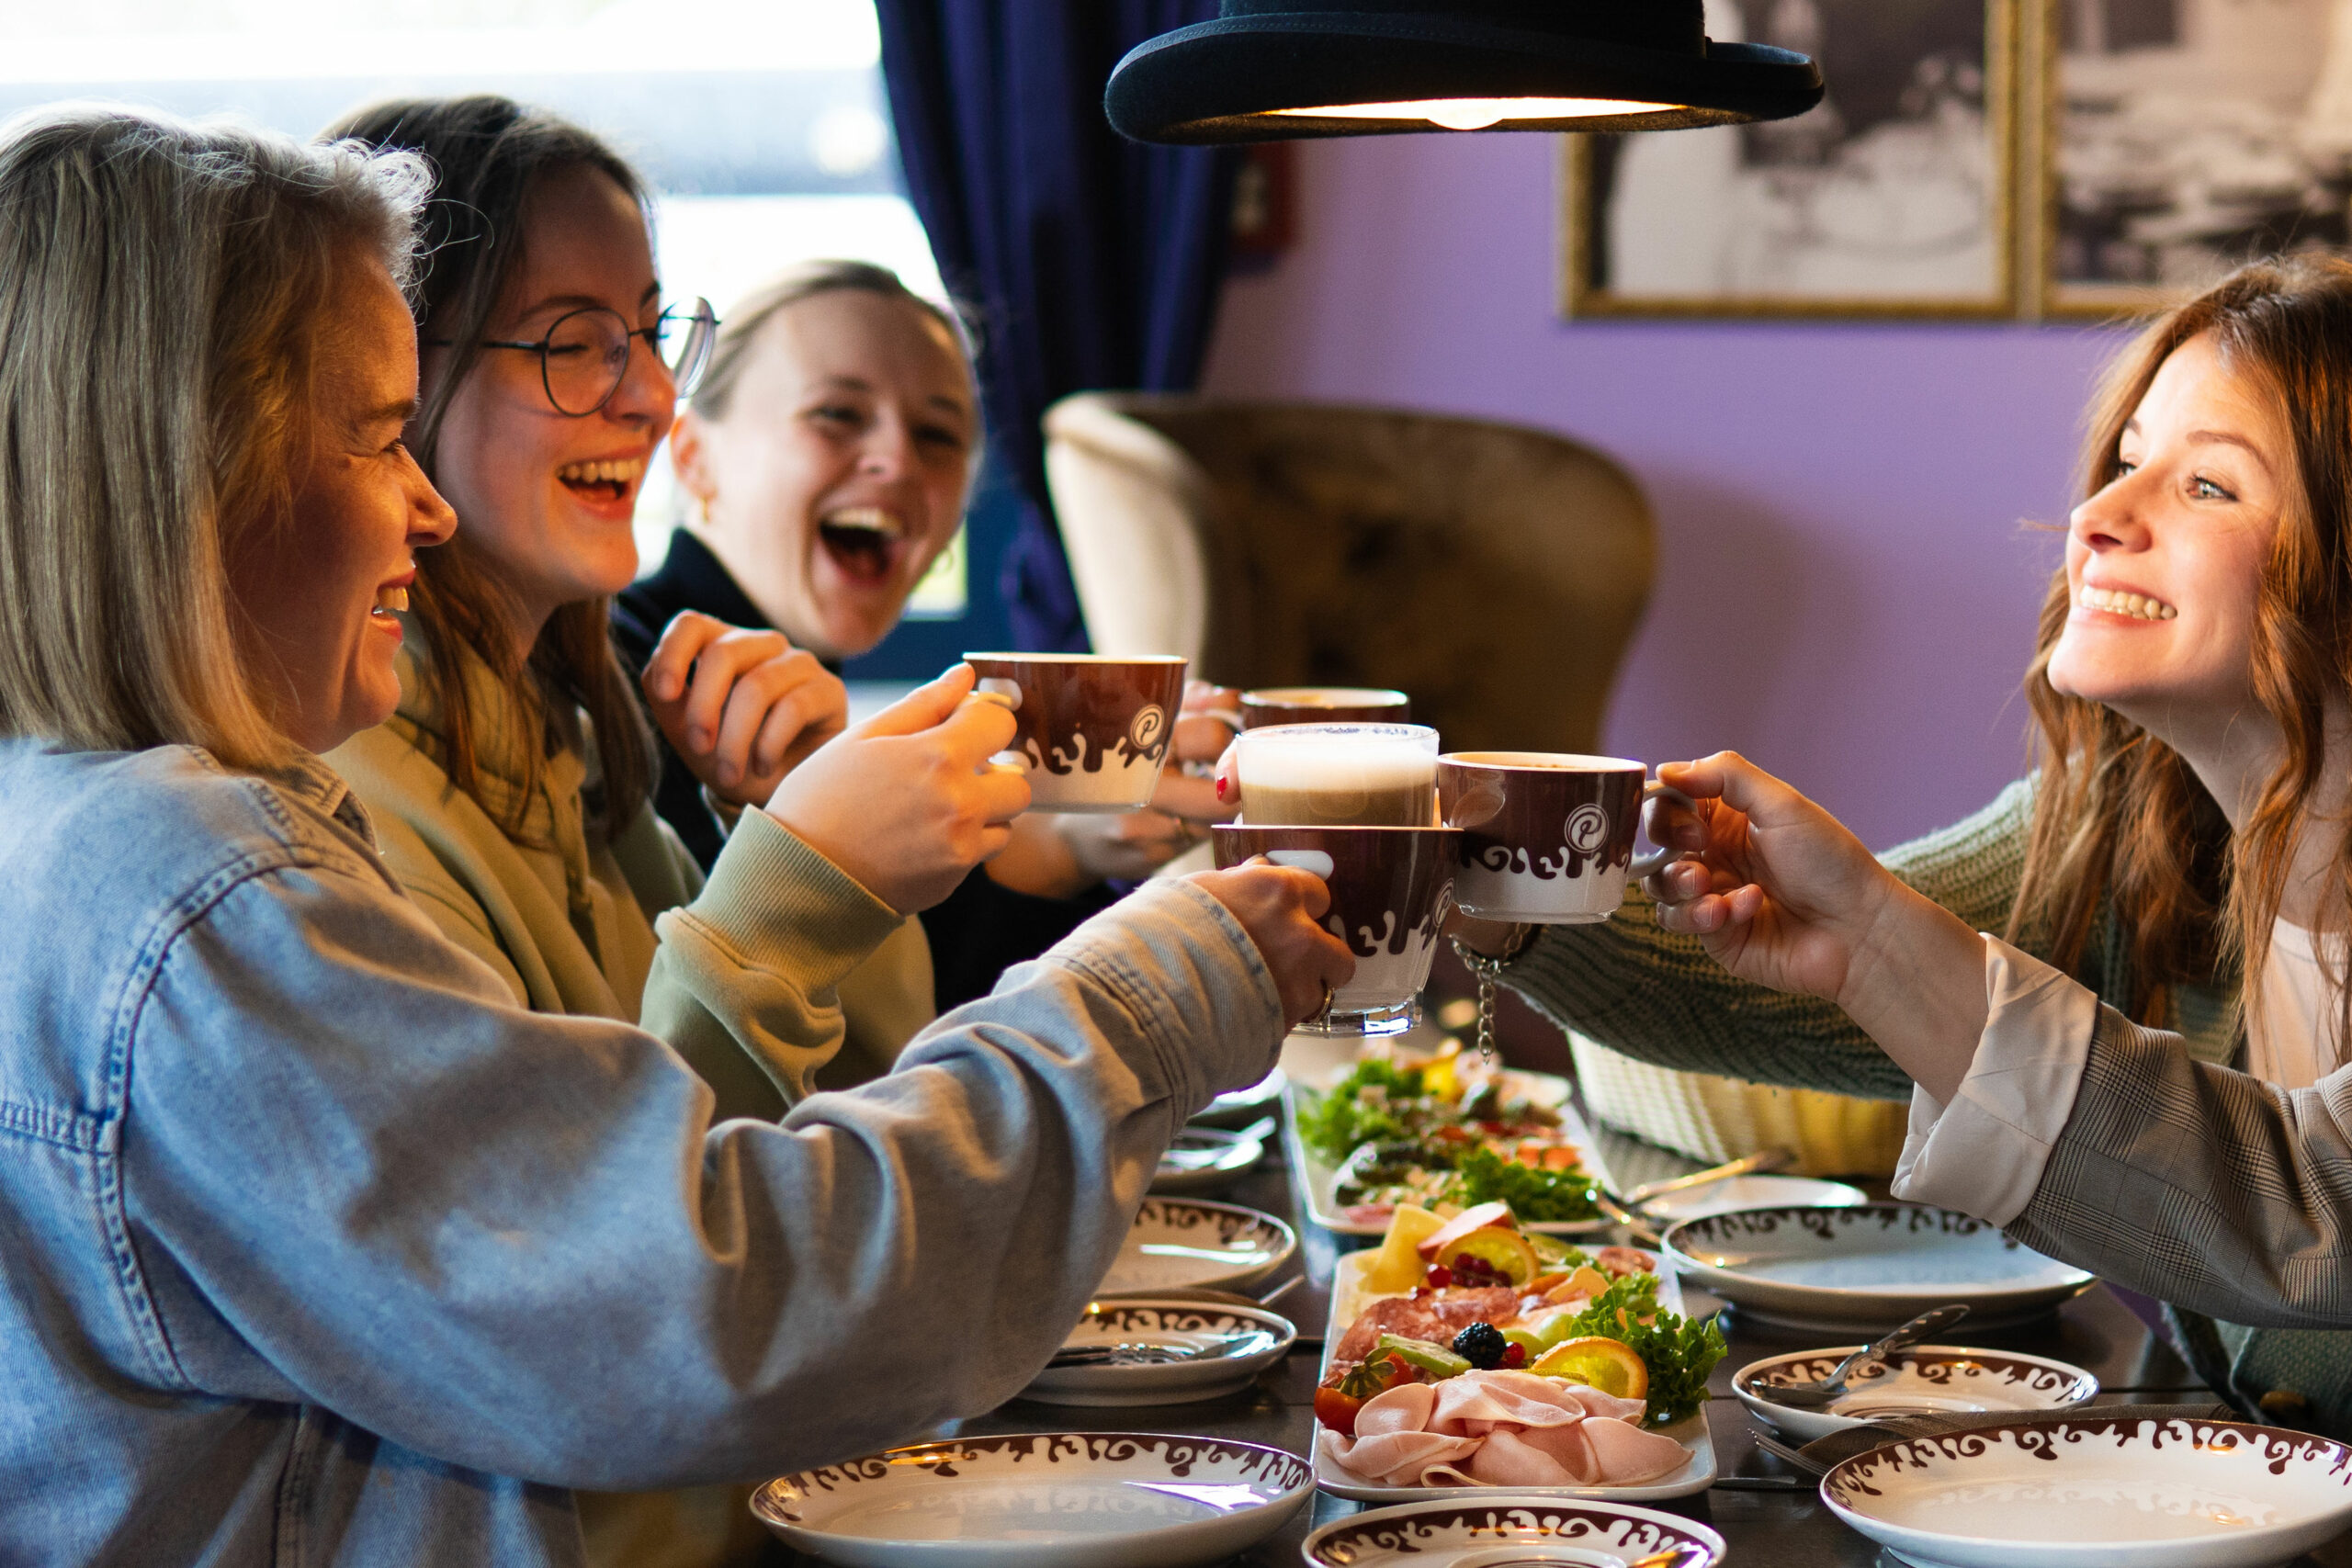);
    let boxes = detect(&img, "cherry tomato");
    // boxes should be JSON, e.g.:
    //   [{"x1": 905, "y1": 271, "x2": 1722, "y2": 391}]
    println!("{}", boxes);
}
[{"x1": 1314, "y1": 1385, "x2": 1364, "y2": 1435}]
